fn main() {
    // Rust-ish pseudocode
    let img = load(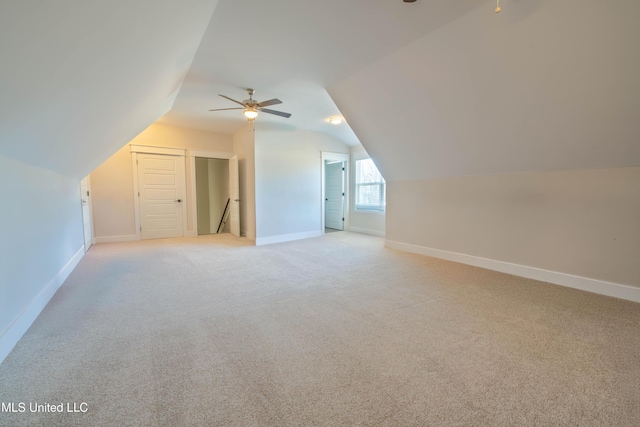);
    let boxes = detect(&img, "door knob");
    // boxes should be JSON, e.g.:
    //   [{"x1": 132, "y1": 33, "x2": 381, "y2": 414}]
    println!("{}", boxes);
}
[{"x1": 176, "y1": 199, "x2": 182, "y2": 203}]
